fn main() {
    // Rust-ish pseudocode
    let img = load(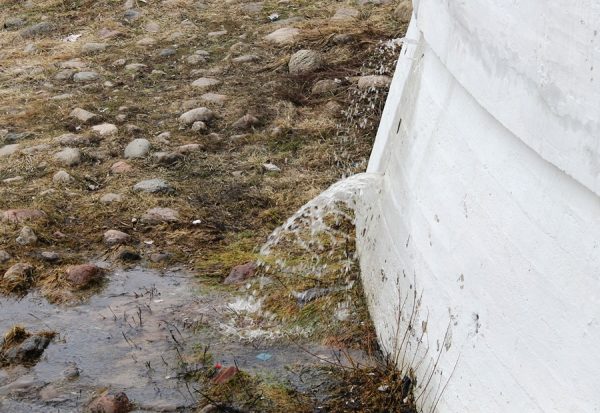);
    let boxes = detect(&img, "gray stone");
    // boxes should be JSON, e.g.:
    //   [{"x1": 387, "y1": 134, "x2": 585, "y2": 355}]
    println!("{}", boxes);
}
[
  {"x1": 200, "y1": 93, "x2": 228, "y2": 105},
  {"x1": 191, "y1": 77, "x2": 221, "y2": 89},
  {"x1": 191, "y1": 121, "x2": 206, "y2": 132},
  {"x1": 332, "y1": 7, "x2": 360, "y2": 20},
  {"x1": 55, "y1": 69, "x2": 74, "y2": 81},
  {"x1": 179, "y1": 107, "x2": 214, "y2": 125},
  {"x1": 153, "y1": 152, "x2": 183, "y2": 165},
  {"x1": 124, "y1": 138, "x2": 150, "y2": 158},
  {"x1": 159, "y1": 48, "x2": 176, "y2": 57},
  {"x1": 133, "y1": 179, "x2": 171, "y2": 193},
  {"x1": 231, "y1": 114, "x2": 259, "y2": 131},
  {"x1": 264, "y1": 27, "x2": 300, "y2": 45},
  {"x1": 40, "y1": 251, "x2": 60, "y2": 262},
  {"x1": 231, "y1": 54, "x2": 260, "y2": 64},
  {"x1": 91, "y1": 123, "x2": 118, "y2": 137},
  {"x1": 4, "y1": 335, "x2": 51, "y2": 364},
  {"x1": 125, "y1": 63, "x2": 147, "y2": 73},
  {"x1": 100, "y1": 193, "x2": 123, "y2": 204},
  {"x1": 54, "y1": 147, "x2": 81, "y2": 166},
  {"x1": 73, "y1": 71, "x2": 99, "y2": 82},
  {"x1": 141, "y1": 207, "x2": 179, "y2": 224},
  {"x1": 0, "y1": 250, "x2": 10, "y2": 263},
  {"x1": 104, "y1": 230, "x2": 130, "y2": 245},
  {"x1": 3, "y1": 263, "x2": 34, "y2": 283},
  {"x1": 21, "y1": 22, "x2": 53, "y2": 38},
  {"x1": 53, "y1": 170, "x2": 74, "y2": 184},
  {"x1": 124, "y1": 9, "x2": 142, "y2": 21},
  {"x1": 312, "y1": 79, "x2": 341, "y2": 94},
  {"x1": 4, "y1": 17, "x2": 26, "y2": 30},
  {"x1": 289, "y1": 49, "x2": 322, "y2": 75},
  {"x1": 16, "y1": 226, "x2": 37, "y2": 245},
  {"x1": 4, "y1": 131, "x2": 34, "y2": 143},
  {"x1": 186, "y1": 54, "x2": 206, "y2": 65},
  {"x1": 0, "y1": 144, "x2": 20, "y2": 158},
  {"x1": 70, "y1": 108, "x2": 98, "y2": 124},
  {"x1": 82, "y1": 42, "x2": 107, "y2": 54},
  {"x1": 357, "y1": 75, "x2": 392, "y2": 89}
]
